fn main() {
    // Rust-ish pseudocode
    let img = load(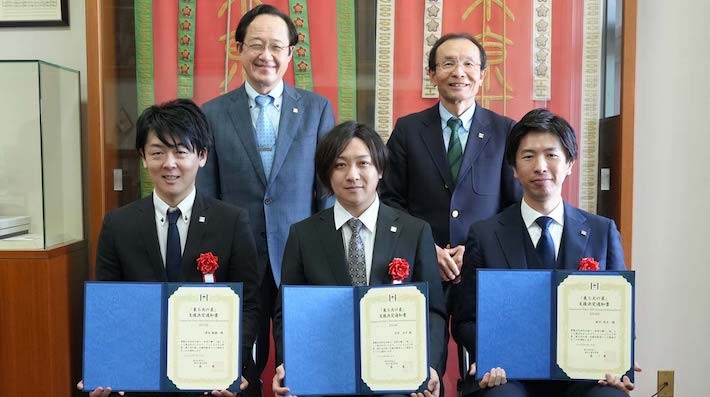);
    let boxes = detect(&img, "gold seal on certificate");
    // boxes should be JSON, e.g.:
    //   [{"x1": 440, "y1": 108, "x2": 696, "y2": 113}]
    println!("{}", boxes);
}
[
  {"x1": 556, "y1": 275, "x2": 633, "y2": 379},
  {"x1": 167, "y1": 286, "x2": 241, "y2": 390},
  {"x1": 359, "y1": 285, "x2": 428, "y2": 391}
]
